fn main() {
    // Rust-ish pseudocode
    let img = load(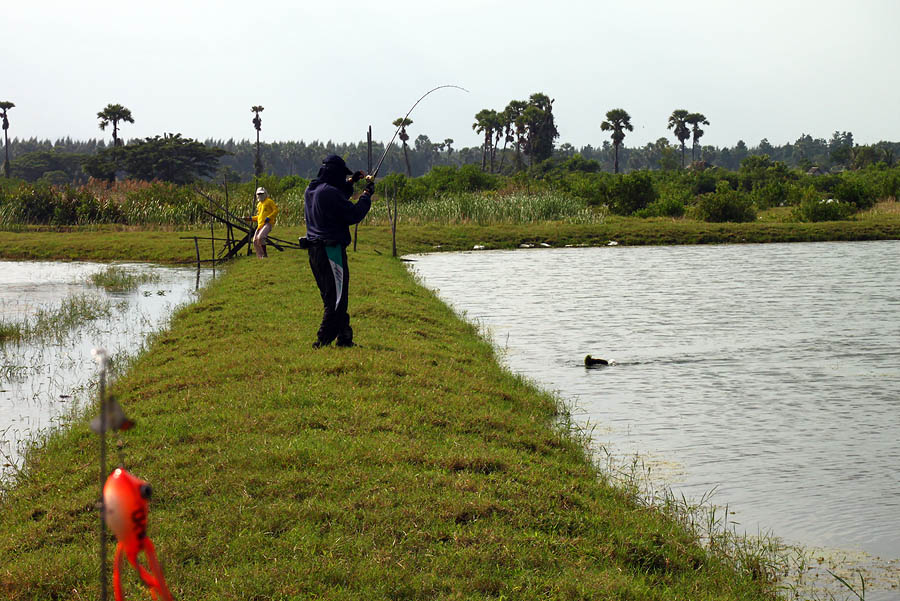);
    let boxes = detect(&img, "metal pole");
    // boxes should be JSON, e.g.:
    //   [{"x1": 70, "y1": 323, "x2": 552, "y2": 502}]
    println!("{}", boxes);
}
[{"x1": 98, "y1": 357, "x2": 108, "y2": 601}]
